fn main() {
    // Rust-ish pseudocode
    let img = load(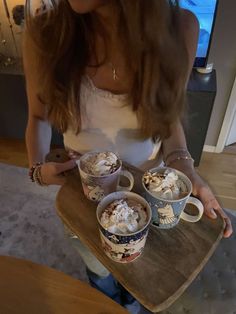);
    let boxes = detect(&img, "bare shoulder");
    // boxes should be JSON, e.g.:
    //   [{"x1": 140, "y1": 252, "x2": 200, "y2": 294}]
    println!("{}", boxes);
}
[
  {"x1": 180, "y1": 8, "x2": 199, "y2": 27},
  {"x1": 179, "y1": 8, "x2": 199, "y2": 39},
  {"x1": 179, "y1": 8, "x2": 200, "y2": 74}
]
